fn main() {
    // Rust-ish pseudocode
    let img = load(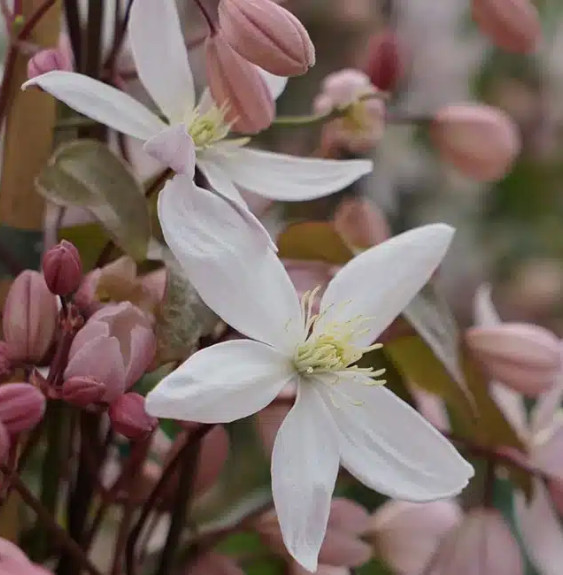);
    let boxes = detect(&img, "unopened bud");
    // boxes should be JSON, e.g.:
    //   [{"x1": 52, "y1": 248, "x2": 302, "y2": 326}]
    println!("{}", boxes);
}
[
  {"x1": 430, "y1": 103, "x2": 521, "y2": 182},
  {"x1": 218, "y1": 0, "x2": 314, "y2": 77},
  {"x1": 109, "y1": 393, "x2": 157, "y2": 440},
  {"x1": 472, "y1": 0, "x2": 541, "y2": 54},
  {"x1": 365, "y1": 30, "x2": 406, "y2": 92},
  {"x1": 62, "y1": 376, "x2": 106, "y2": 407},
  {"x1": 0, "y1": 383, "x2": 46, "y2": 435},
  {"x1": 42, "y1": 240, "x2": 82, "y2": 296},
  {"x1": 27, "y1": 46, "x2": 73, "y2": 80},
  {"x1": 333, "y1": 198, "x2": 390, "y2": 249},
  {"x1": 466, "y1": 323, "x2": 561, "y2": 396},
  {"x1": 0, "y1": 342, "x2": 12, "y2": 379},
  {"x1": 205, "y1": 32, "x2": 275, "y2": 134},
  {"x1": 2, "y1": 271, "x2": 58, "y2": 364}
]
